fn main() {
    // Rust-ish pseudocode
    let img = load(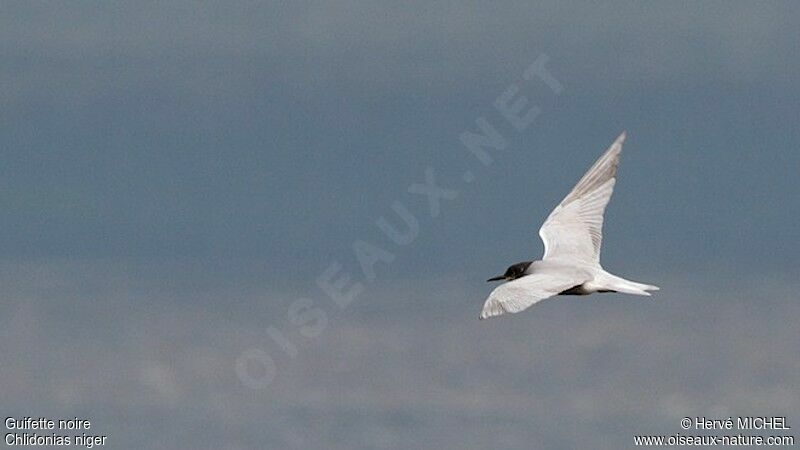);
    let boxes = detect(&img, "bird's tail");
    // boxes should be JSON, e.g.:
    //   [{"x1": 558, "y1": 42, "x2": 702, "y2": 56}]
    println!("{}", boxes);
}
[{"x1": 598, "y1": 272, "x2": 660, "y2": 296}]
